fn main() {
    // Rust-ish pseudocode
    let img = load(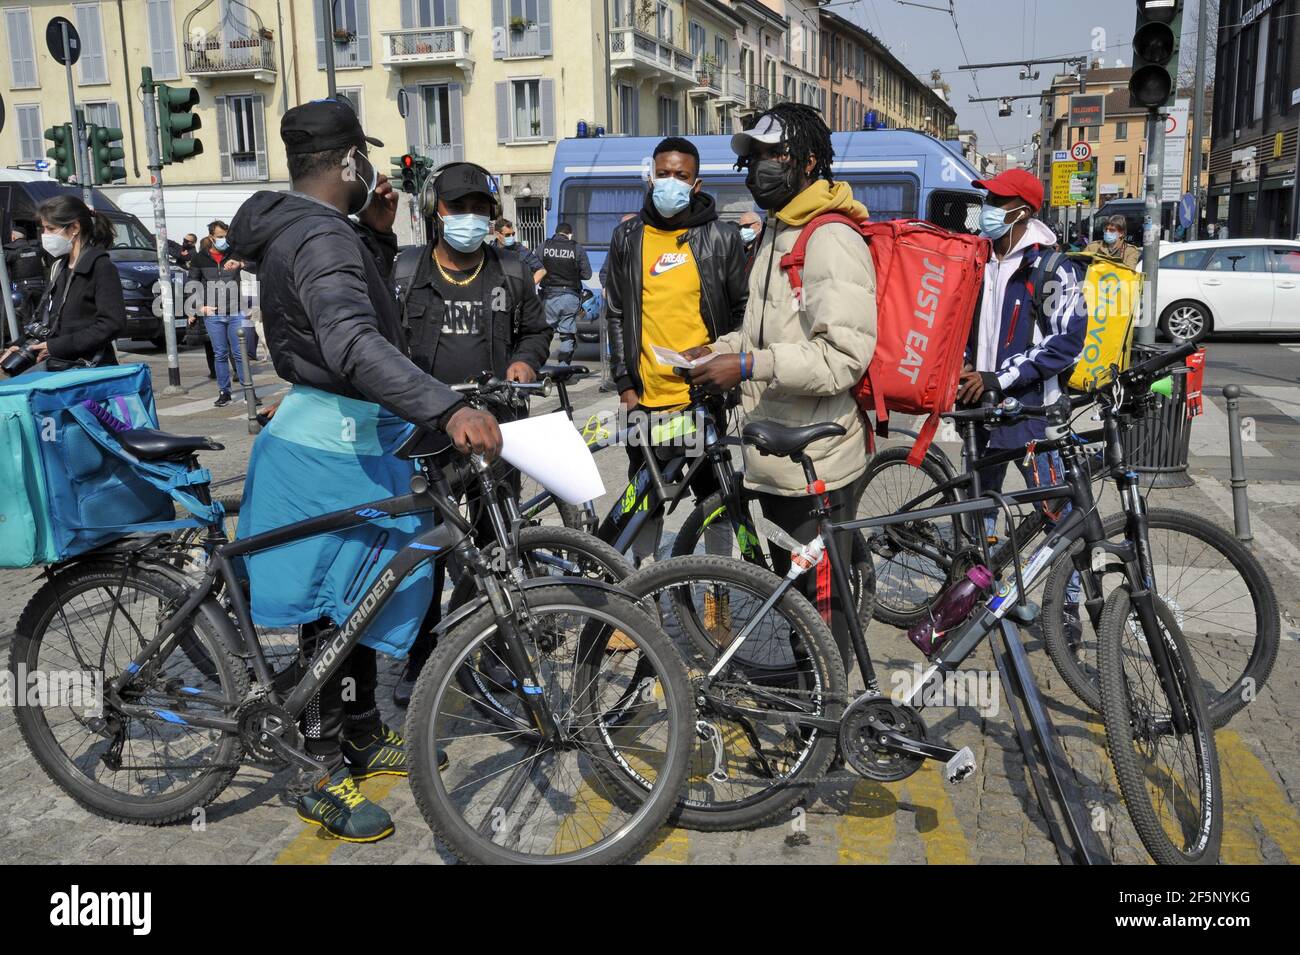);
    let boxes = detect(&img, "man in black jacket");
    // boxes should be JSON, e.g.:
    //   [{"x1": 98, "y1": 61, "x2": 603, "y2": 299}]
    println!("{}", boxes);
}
[
  {"x1": 492, "y1": 217, "x2": 545, "y2": 284},
  {"x1": 187, "y1": 220, "x2": 253, "y2": 406},
  {"x1": 539, "y1": 222, "x2": 591, "y2": 364},
  {"x1": 4, "y1": 223, "x2": 48, "y2": 327},
  {"x1": 228, "y1": 99, "x2": 499, "y2": 843},
  {"x1": 602, "y1": 136, "x2": 747, "y2": 562}
]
